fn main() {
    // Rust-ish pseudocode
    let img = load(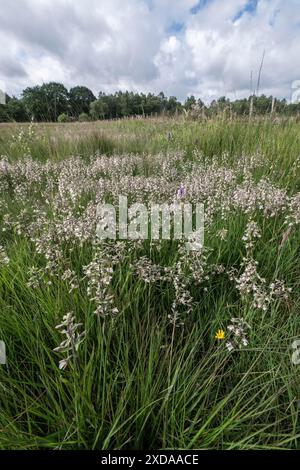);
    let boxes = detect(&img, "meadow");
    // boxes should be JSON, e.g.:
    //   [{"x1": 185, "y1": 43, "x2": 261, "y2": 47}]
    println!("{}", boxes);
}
[{"x1": 0, "y1": 116, "x2": 300, "y2": 449}]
